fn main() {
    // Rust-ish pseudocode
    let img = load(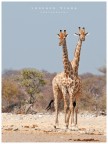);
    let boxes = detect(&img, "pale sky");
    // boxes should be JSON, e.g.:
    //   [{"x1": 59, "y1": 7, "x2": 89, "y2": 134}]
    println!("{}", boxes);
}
[{"x1": 2, "y1": 2, "x2": 106, "y2": 74}]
